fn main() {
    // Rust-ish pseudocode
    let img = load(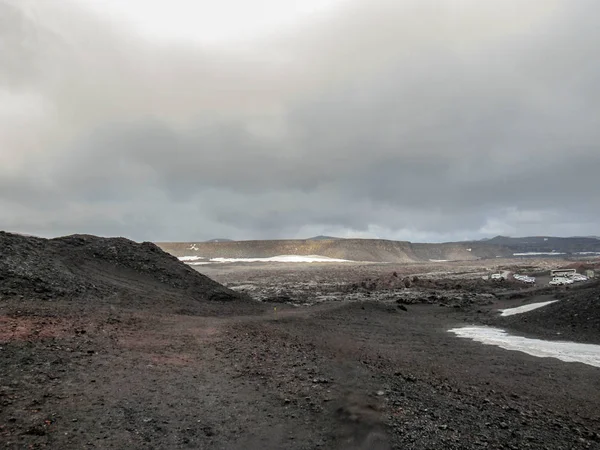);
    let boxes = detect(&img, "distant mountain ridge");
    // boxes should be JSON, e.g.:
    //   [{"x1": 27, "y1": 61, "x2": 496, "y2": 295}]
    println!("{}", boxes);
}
[
  {"x1": 471, "y1": 236, "x2": 600, "y2": 254},
  {"x1": 157, "y1": 238, "x2": 508, "y2": 263},
  {"x1": 306, "y1": 235, "x2": 343, "y2": 241},
  {"x1": 157, "y1": 235, "x2": 600, "y2": 263}
]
